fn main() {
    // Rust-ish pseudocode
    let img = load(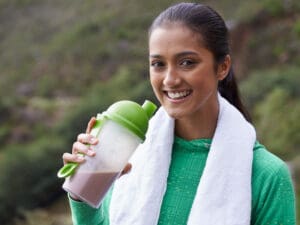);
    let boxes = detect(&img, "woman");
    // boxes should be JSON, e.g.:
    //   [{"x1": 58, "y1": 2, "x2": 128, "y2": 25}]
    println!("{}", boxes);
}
[{"x1": 62, "y1": 3, "x2": 296, "y2": 225}]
